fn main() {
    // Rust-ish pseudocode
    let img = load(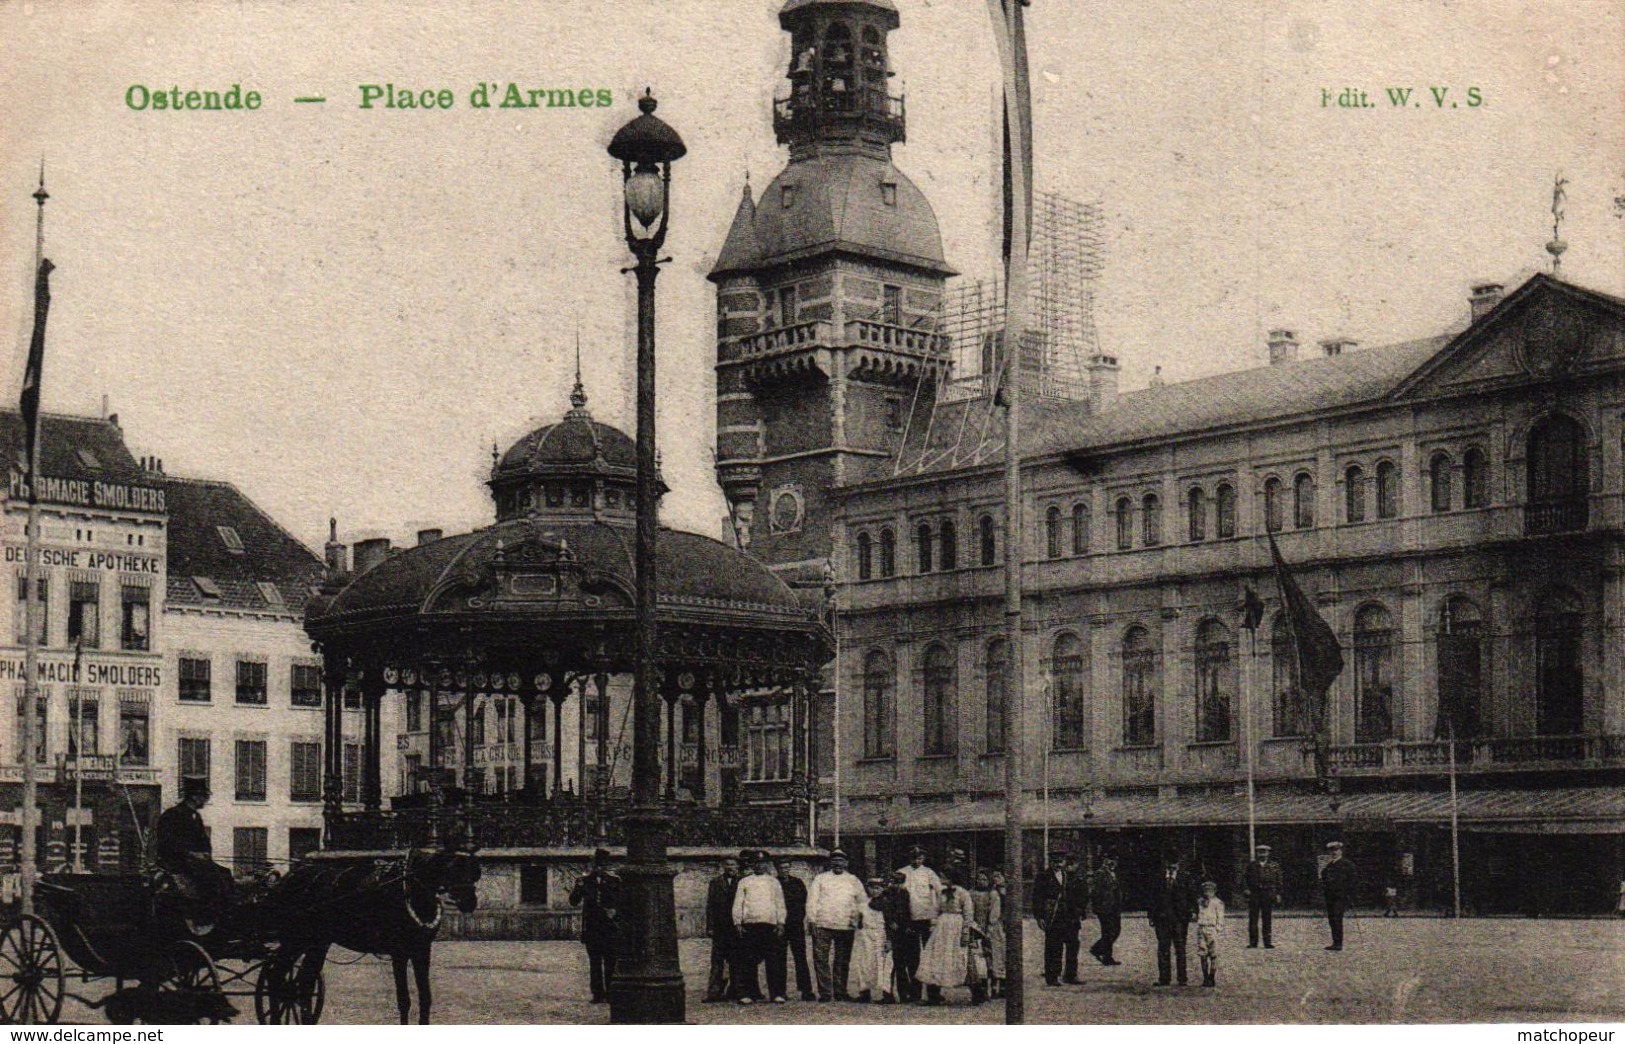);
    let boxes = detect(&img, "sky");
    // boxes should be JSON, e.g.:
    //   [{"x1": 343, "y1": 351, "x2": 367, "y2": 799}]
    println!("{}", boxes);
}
[{"x1": 2, "y1": 0, "x2": 1622, "y2": 553}]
